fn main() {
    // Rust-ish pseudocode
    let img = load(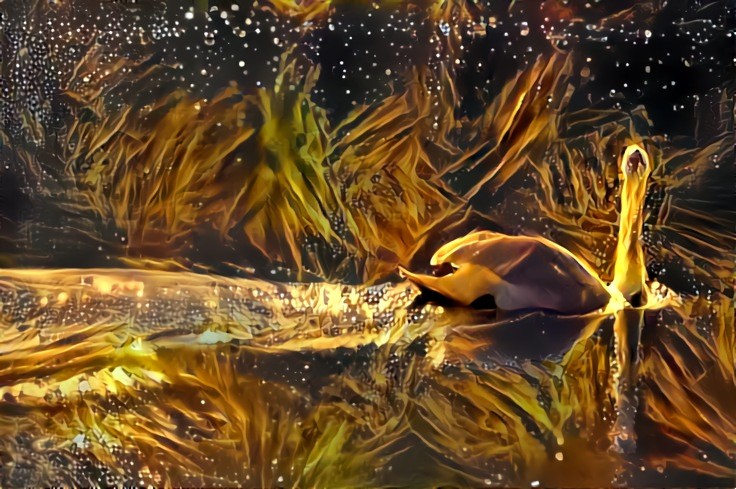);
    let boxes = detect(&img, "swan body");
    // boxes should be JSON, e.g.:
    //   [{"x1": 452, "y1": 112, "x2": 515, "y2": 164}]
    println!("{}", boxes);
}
[
  {"x1": 400, "y1": 231, "x2": 610, "y2": 313},
  {"x1": 400, "y1": 144, "x2": 651, "y2": 314}
]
